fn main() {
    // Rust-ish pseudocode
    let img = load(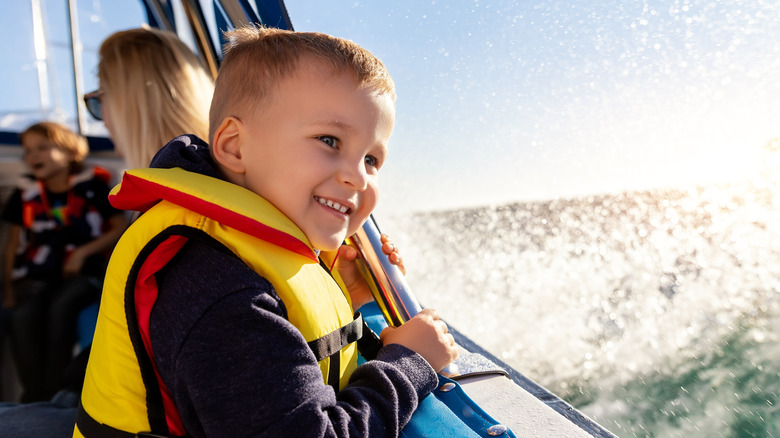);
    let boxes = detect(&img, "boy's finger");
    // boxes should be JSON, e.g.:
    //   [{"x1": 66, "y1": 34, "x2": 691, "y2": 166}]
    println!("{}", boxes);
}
[
  {"x1": 335, "y1": 245, "x2": 358, "y2": 264},
  {"x1": 447, "y1": 334, "x2": 456, "y2": 347},
  {"x1": 417, "y1": 308, "x2": 439, "y2": 323},
  {"x1": 381, "y1": 241, "x2": 395, "y2": 254}
]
